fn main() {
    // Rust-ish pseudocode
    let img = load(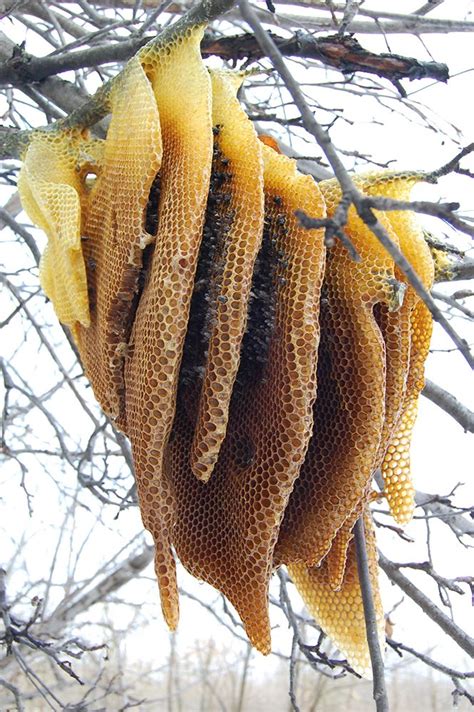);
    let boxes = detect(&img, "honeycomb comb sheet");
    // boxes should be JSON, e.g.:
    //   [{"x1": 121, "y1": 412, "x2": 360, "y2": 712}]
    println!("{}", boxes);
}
[
  {"x1": 18, "y1": 130, "x2": 91, "y2": 328},
  {"x1": 288, "y1": 510, "x2": 384, "y2": 678},
  {"x1": 123, "y1": 26, "x2": 213, "y2": 628},
  {"x1": 320, "y1": 172, "x2": 424, "y2": 584},
  {"x1": 359, "y1": 173, "x2": 434, "y2": 524},
  {"x1": 75, "y1": 57, "x2": 162, "y2": 423},
  {"x1": 190, "y1": 70, "x2": 264, "y2": 482},
  {"x1": 374, "y1": 303, "x2": 411, "y2": 463},
  {"x1": 275, "y1": 177, "x2": 399, "y2": 569},
  {"x1": 164, "y1": 142, "x2": 326, "y2": 652},
  {"x1": 325, "y1": 498, "x2": 365, "y2": 591},
  {"x1": 383, "y1": 301, "x2": 433, "y2": 523},
  {"x1": 303, "y1": 173, "x2": 433, "y2": 589}
]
